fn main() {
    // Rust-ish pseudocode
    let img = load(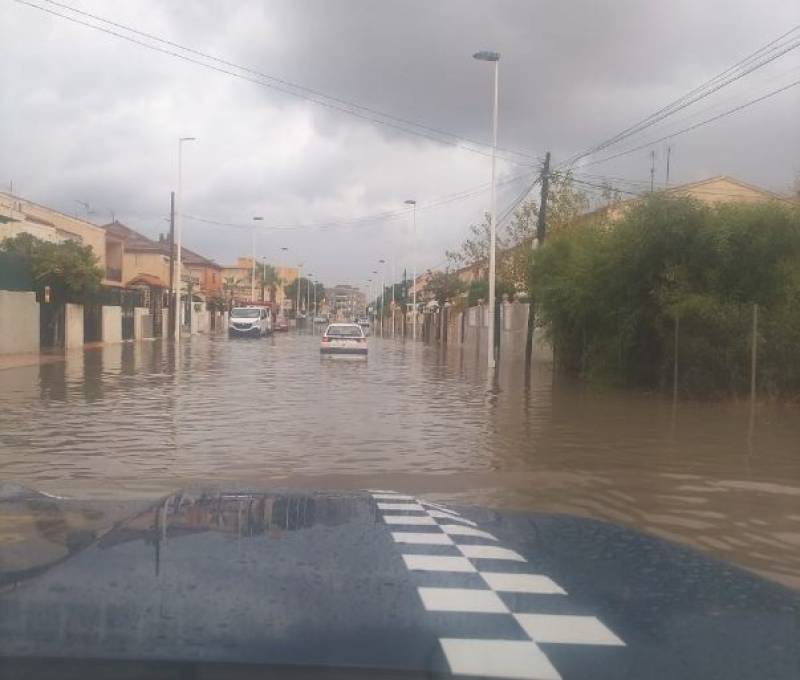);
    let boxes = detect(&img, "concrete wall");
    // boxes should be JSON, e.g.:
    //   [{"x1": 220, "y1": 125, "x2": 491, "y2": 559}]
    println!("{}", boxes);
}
[
  {"x1": 101, "y1": 305, "x2": 122, "y2": 344},
  {"x1": 499, "y1": 300, "x2": 529, "y2": 361},
  {"x1": 133, "y1": 307, "x2": 149, "y2": 339},
  {"x1": 193, "y1": 310, "x2": 210, "y2": 334},
  {"x1": 162, "y1": 308, "x2": 170, "y2": 337},
  {"x1": 0, "y1": 291, "x2": 39, "y2": 354},
  {"x1": 64, "y1": 303, "x2": 83, "y2": 350}
]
